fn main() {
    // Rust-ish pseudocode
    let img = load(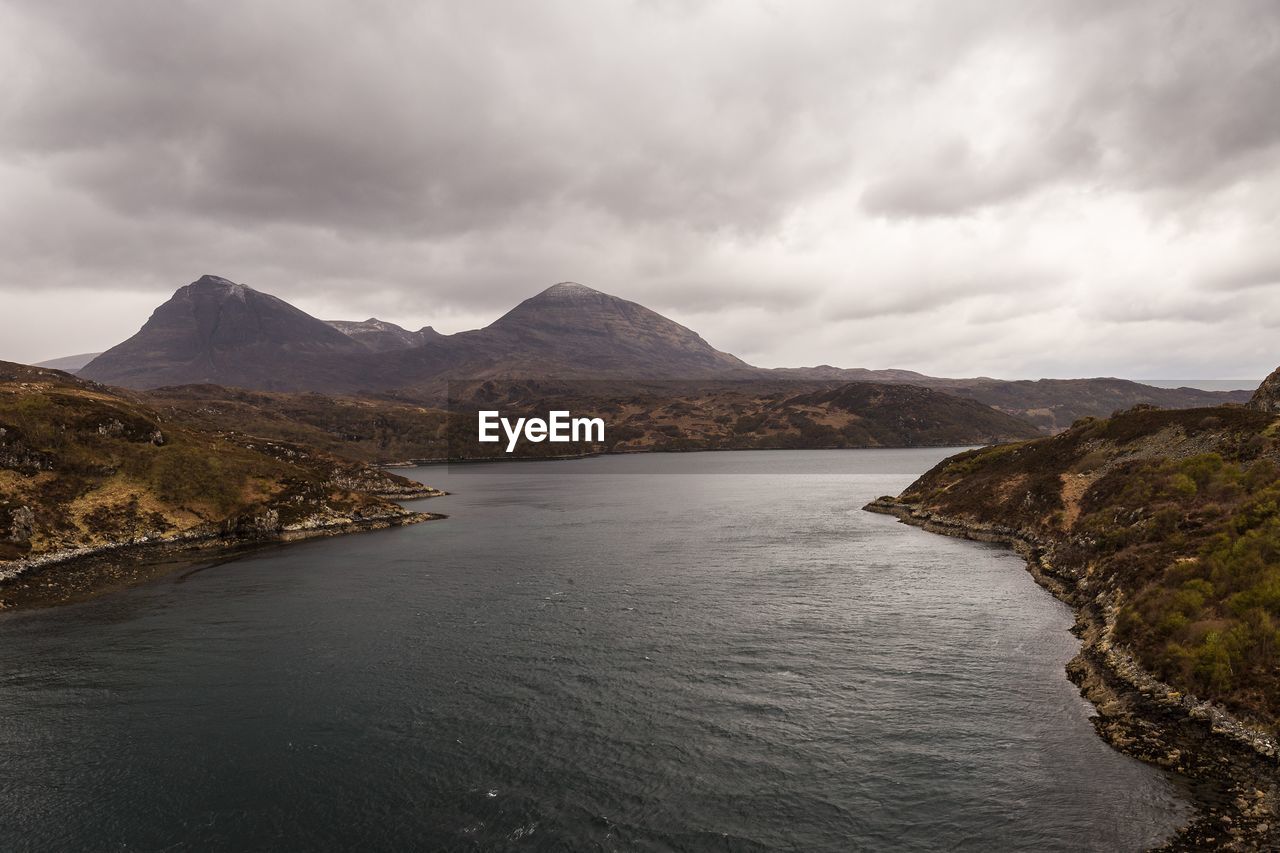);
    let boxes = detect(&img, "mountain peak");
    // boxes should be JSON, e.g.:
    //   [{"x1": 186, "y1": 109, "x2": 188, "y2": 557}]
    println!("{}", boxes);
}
[
  {"x1": 539, "y1": 281, "x2": 600, "y2": 297},
  {"x1": 477, "y1": 281, "x2": 750, "y2": 376},
  {"x1": 80, "y1": 276, "x2": 751, "y2": 390},
  {"x1": 80, "y1": 275, "x2": 363, "y2": 389},
  {"x1": 189, "y1": 274, "x2": 244, "y2": 290}
]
